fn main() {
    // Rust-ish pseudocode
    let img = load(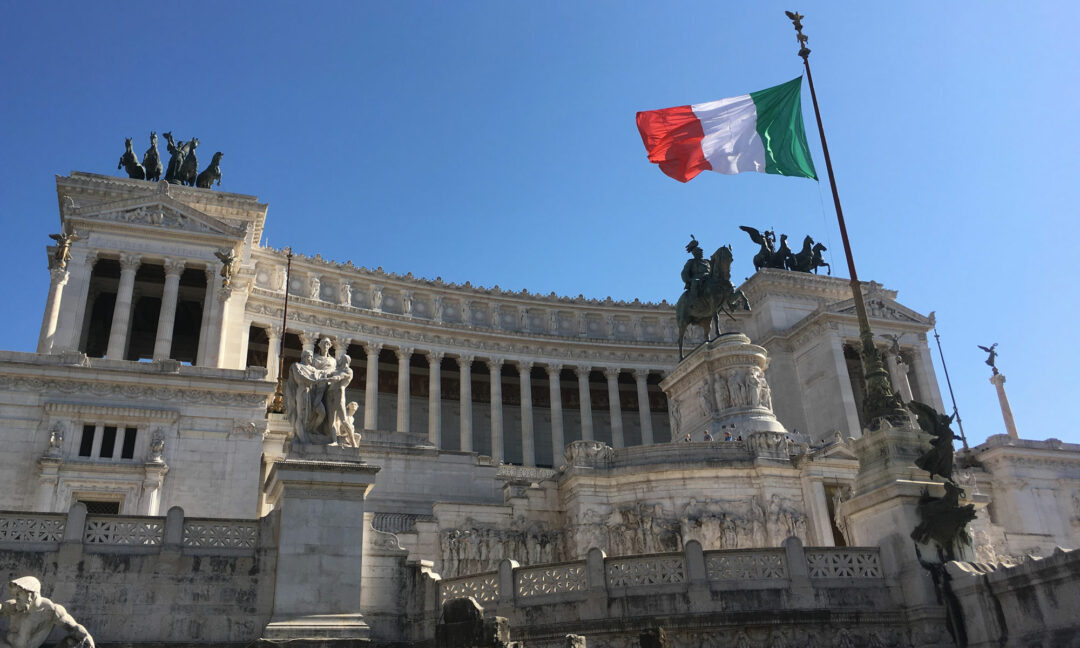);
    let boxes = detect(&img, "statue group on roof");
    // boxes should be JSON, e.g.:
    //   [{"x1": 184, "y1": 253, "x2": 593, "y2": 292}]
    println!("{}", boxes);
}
[{"x1": 117, "y1": 132, "x2": 224, "y2": 189}]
